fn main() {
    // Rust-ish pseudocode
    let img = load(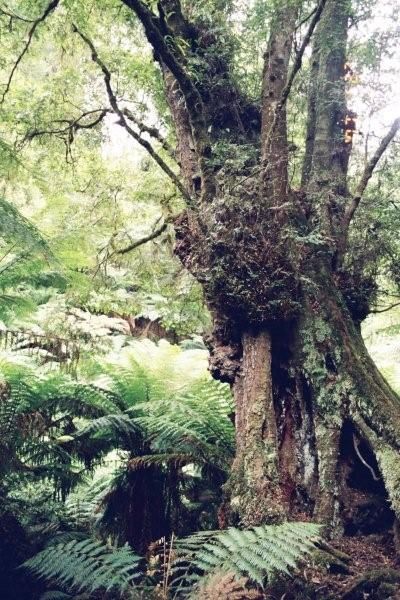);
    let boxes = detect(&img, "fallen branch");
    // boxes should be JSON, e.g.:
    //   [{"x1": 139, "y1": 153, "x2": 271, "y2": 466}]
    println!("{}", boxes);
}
[{"x1": 353, "y1": 434, "x2": 380, "y2": 481}]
